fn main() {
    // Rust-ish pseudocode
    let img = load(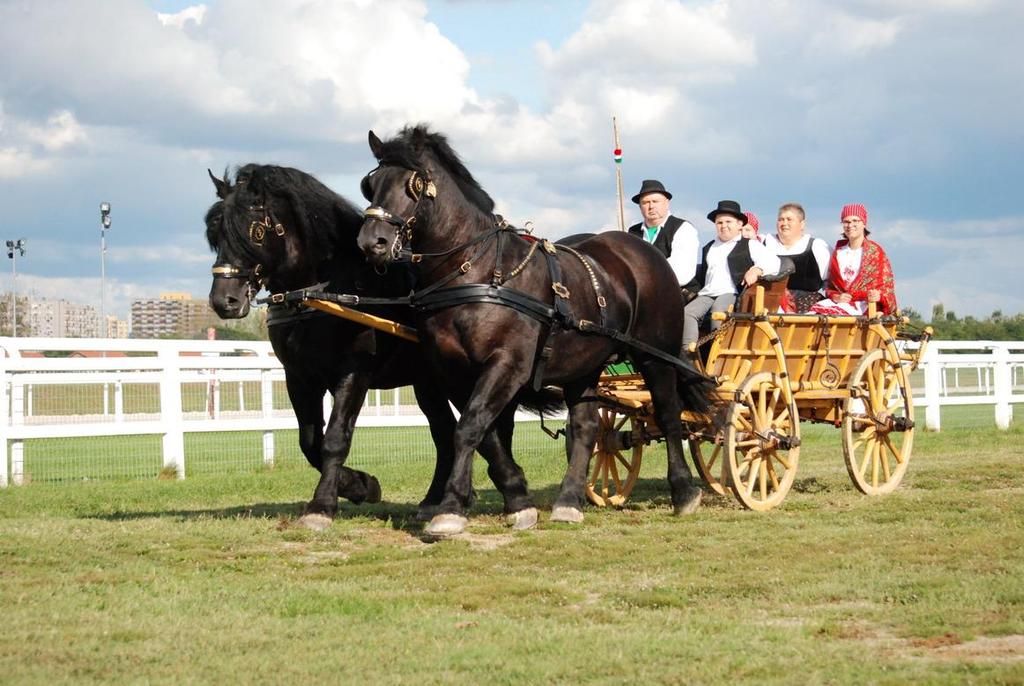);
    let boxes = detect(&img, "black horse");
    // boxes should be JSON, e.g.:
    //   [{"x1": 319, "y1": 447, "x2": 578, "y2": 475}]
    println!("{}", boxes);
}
[
  {"x1": 205, "y1": 164, "x2": 537, "y2": 529},
  {"x1": 357, "y1": 126, "x2": 715, "y2": 536}
]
